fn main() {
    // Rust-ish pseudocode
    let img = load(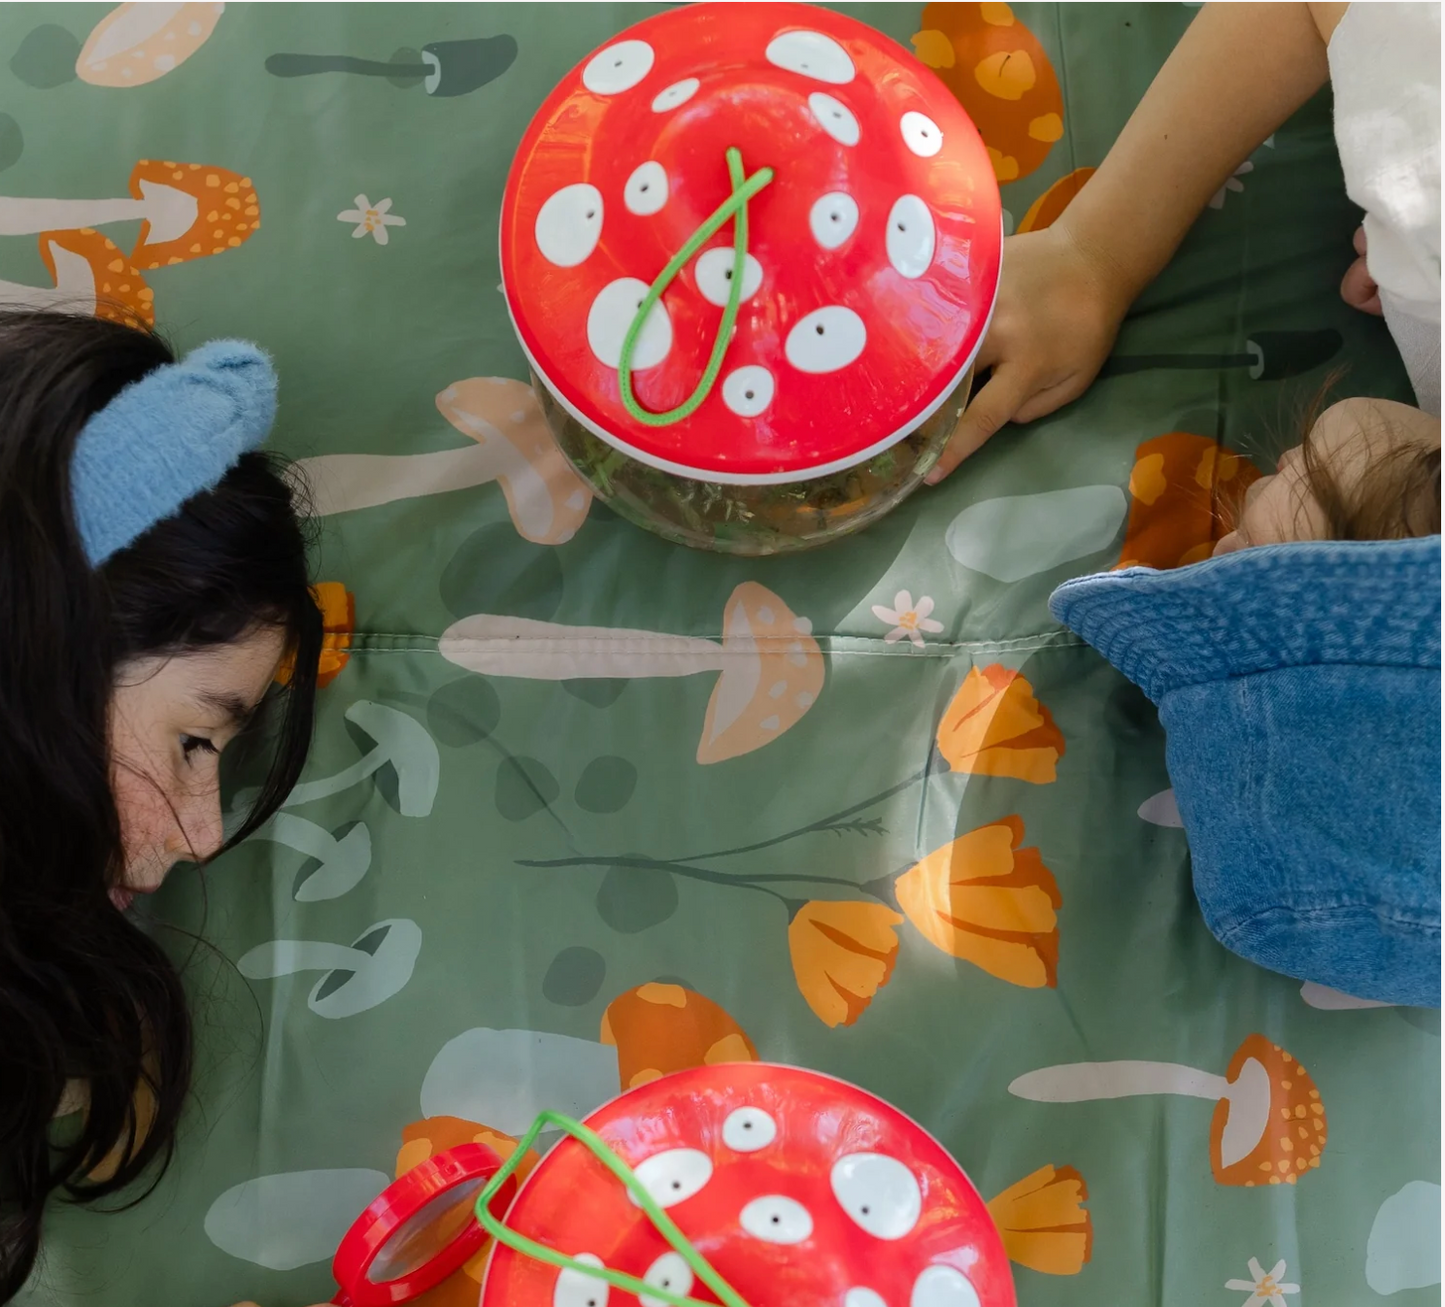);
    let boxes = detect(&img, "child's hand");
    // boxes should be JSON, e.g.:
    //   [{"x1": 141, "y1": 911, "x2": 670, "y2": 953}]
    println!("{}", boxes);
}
[
  {"x1": 1340, "y1": 225, "x2": 1383, "y2": 315},
  {"x1": 926, "y1": 226, "x2": 1130, "y2": 483}
]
